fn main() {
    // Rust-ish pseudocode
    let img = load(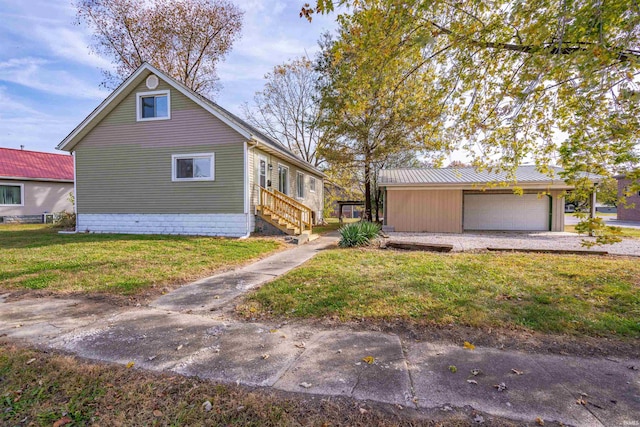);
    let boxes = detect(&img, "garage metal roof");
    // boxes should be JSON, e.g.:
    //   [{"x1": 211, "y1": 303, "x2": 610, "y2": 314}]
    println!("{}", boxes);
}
[{"x1": 379, "y1": 165, "x2": 597, "y2": 186}]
